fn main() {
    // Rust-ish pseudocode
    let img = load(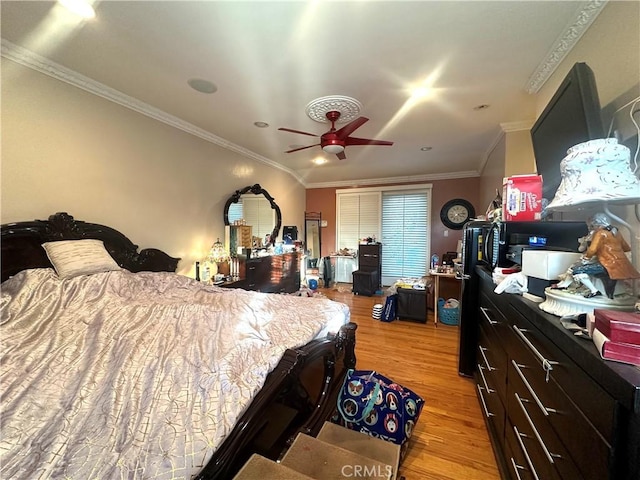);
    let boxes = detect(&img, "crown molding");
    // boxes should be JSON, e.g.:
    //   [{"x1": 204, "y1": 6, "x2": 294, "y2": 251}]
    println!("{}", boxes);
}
[
  {"x1": 525, "y1": 0, "x2": 607, "y2": 94},
  {"x1": 500, "y1": 120, "x2": 535, "y2": 133},
  {"x1": 305, "y1": 170, "x2": 480, "y2": 189},
  {"x1": 478, "y1": 127, "x2": 506, "y2": 176},
  {"x1": 1, "y1": 39, "x2": 307, "y2": 186}
]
